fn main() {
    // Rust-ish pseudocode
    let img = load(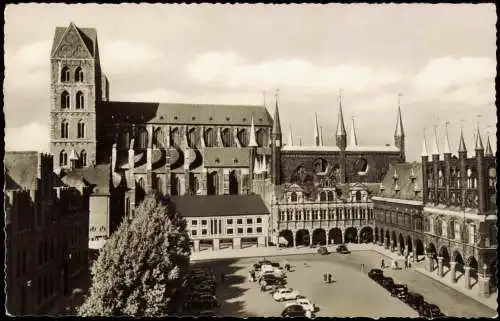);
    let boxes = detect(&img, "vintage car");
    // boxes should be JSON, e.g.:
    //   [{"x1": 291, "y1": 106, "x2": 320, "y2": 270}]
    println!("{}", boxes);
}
[
  {"x1": 317, "y1": 246, "x2": 329, "y2": 255},
  {"x1": 419, "y1": 302, "x2": 445, "y2": 318},
  {"x1": 281, "y1": 304, "x2": 306, "y2": 317},
  {"x1": 390, "y1": 284, "x2": 409, "y2": 300},
  {"x1": 336, "y1": 244, "x2": 350, "y2": 254},
  {"x1": 380, "y1": 277, "x2": 395, "y2": 291},
  {"x1": 260, "y1": 274, "x2": 287, "y2": 286},
  {"x1": 405, "y1": 292, "x2": 425, "y2": 311},
  {"x1": 273, "y1": 288, "x2": 300, "y2": 301},
  {"x1": 368, "y1": 269, "x2": 384, "y2": 283},
  {"x1": 286, "y1": 297, "x2": 317, "y2": 312}
]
